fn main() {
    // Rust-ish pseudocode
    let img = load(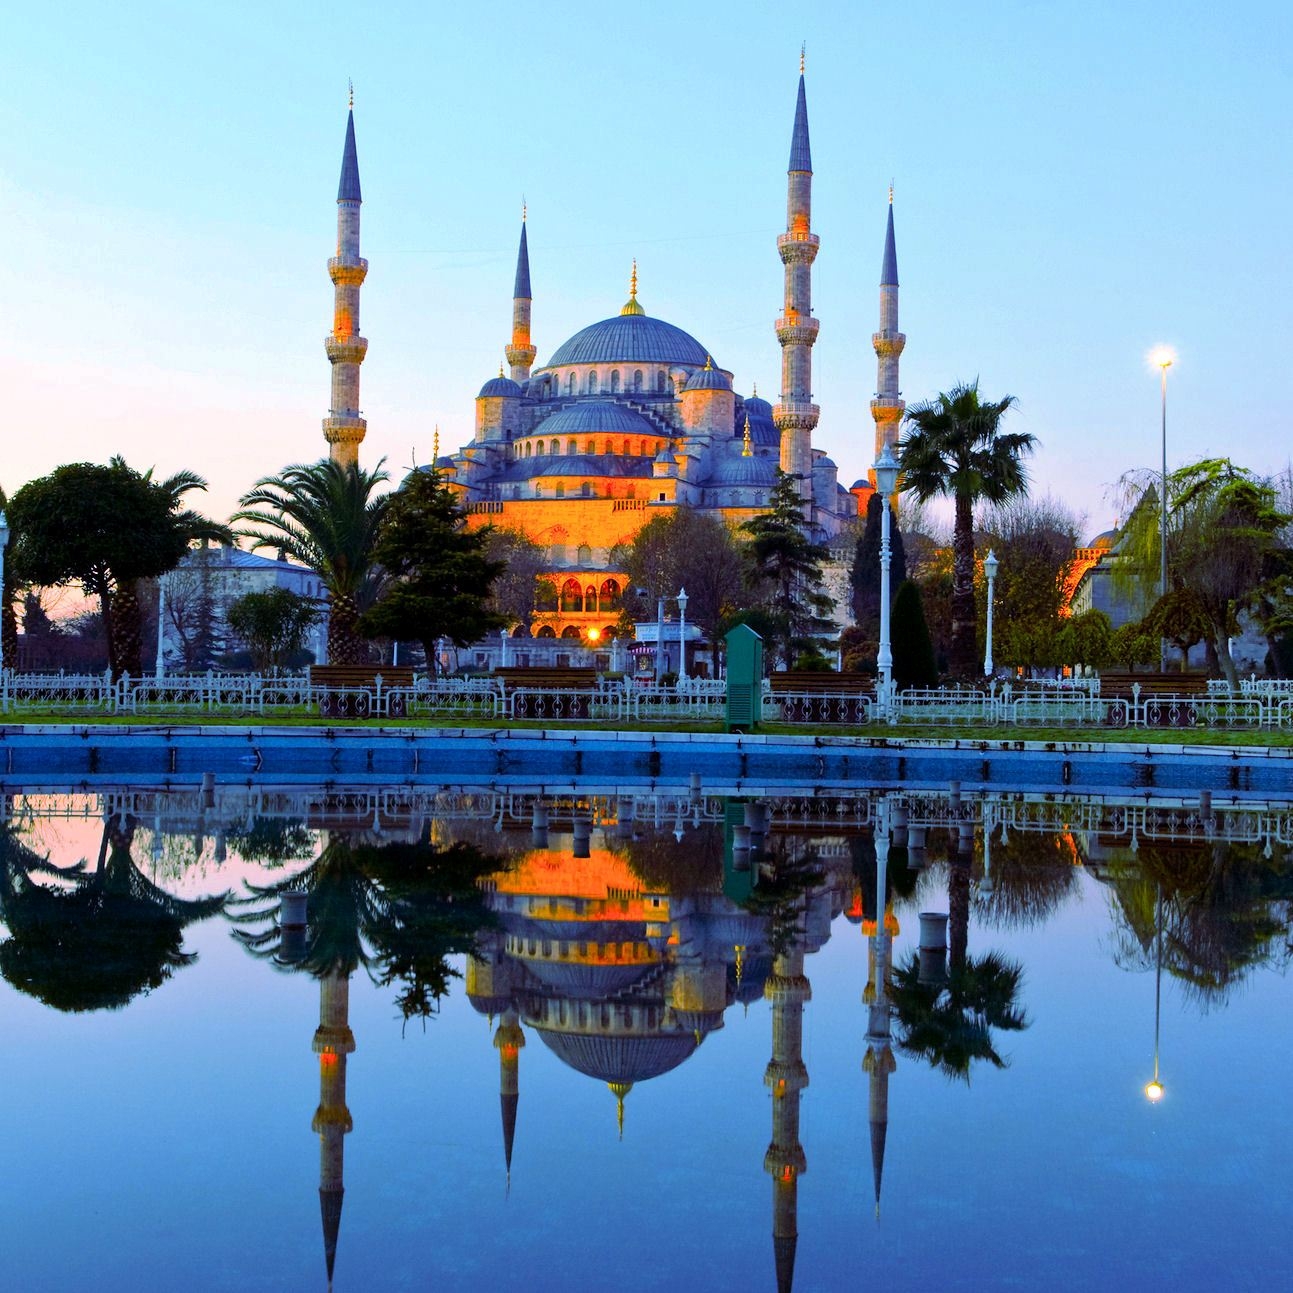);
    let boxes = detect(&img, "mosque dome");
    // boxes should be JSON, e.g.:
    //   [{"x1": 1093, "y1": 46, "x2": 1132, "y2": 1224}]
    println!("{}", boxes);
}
[
  {"x1": 742, "y1": 404, "x2": 780, "y2": 448},
  {"x1": 1089, "y1": 529, "x2": 1118, "y2": 550},
  {"x1": 708, "y1": 455, "x2": 778, "y2": 487},
  {"x1": 546, "y1": 313, "x2": 711, "y2": 368},
  {"x1": 478, "y1": 374, "x2": 521, "y2": 398},
  {"x1": 535, "y1": 1030, "x2": 698, "y2": 1083},
  {"x1": 539, "y1": 401, "x2": 656, "y2": 438},
  {"x1": 814, "y1": 455, "x2": 838, "y2": 470},
  {"x1": 684, "y1": 363, "x2": 732, "y2": 392},
  {"x1": 523, "y1": 961, "x2": 655, "y2": 995},
  {"x1": 744, "y1": 393, "x2": 773, "y2": 416}
]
